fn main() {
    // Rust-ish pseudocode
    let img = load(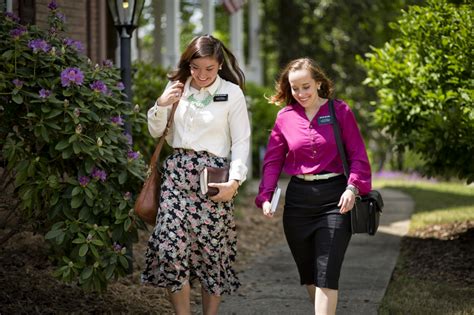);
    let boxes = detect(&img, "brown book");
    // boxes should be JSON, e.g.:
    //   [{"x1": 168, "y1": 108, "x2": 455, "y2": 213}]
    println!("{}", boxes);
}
[{"x1": 200, "y1": 166, "x2": 230, "y2": 196}]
